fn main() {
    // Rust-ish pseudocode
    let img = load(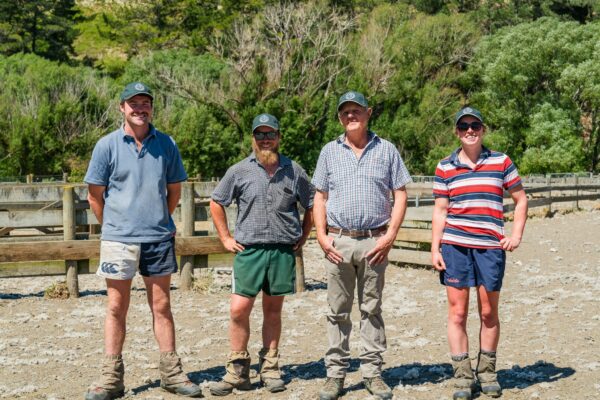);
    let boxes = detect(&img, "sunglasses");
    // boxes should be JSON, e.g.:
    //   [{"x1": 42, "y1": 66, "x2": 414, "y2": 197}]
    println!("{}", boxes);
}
[
  {"x1": 456, "y1": 121, "x2": 483, "y2": 132},
  {"x1": 253, "y1": 131, "x2": 278, "y2": 140}
]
